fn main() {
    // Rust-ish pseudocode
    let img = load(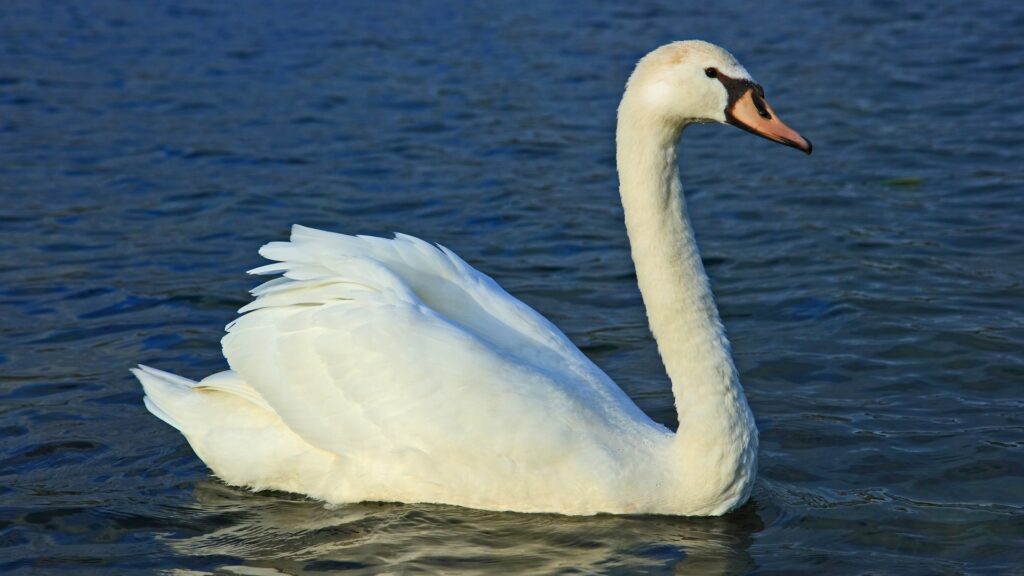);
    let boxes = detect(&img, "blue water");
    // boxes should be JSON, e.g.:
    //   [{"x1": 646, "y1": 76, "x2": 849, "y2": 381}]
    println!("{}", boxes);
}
[{"x1": 2, "y1": 0, "x2": 1023, "y2": 573}]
